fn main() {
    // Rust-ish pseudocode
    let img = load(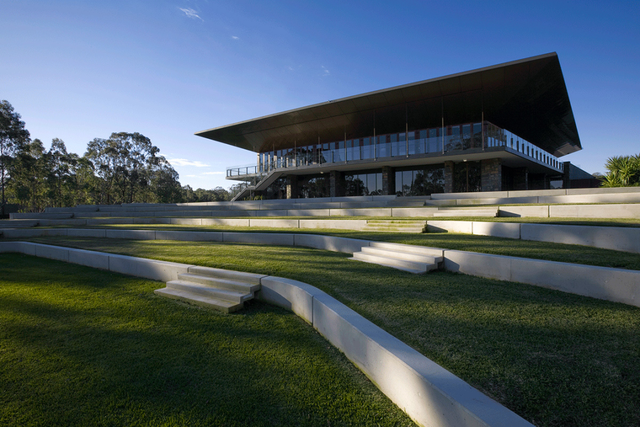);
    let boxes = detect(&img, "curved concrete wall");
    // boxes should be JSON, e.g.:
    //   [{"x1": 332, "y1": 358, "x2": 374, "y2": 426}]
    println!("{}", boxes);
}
[
  {"x1": 0, "y1": 241, "x2": 533, "y2": 427},
  {"x1": 3, "y1": 227, "x2": 640, "y2": 309},
  {"x1": 427, "y1": 220, "x2": 640, "y2": 254}
]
